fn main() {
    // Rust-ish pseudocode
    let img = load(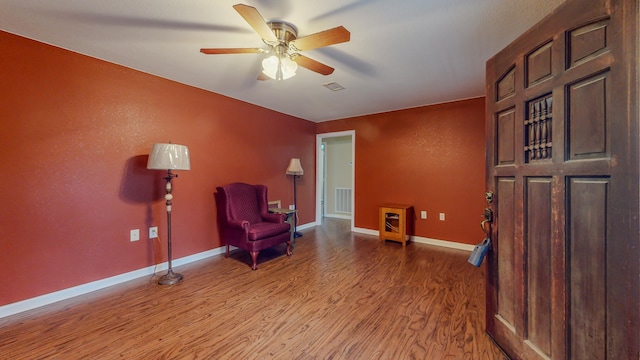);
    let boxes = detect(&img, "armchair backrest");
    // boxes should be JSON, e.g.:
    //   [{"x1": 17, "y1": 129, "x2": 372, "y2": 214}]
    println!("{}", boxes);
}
[{"x1": 216, "y1": 183, "x2": 269, "y2": 224}]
